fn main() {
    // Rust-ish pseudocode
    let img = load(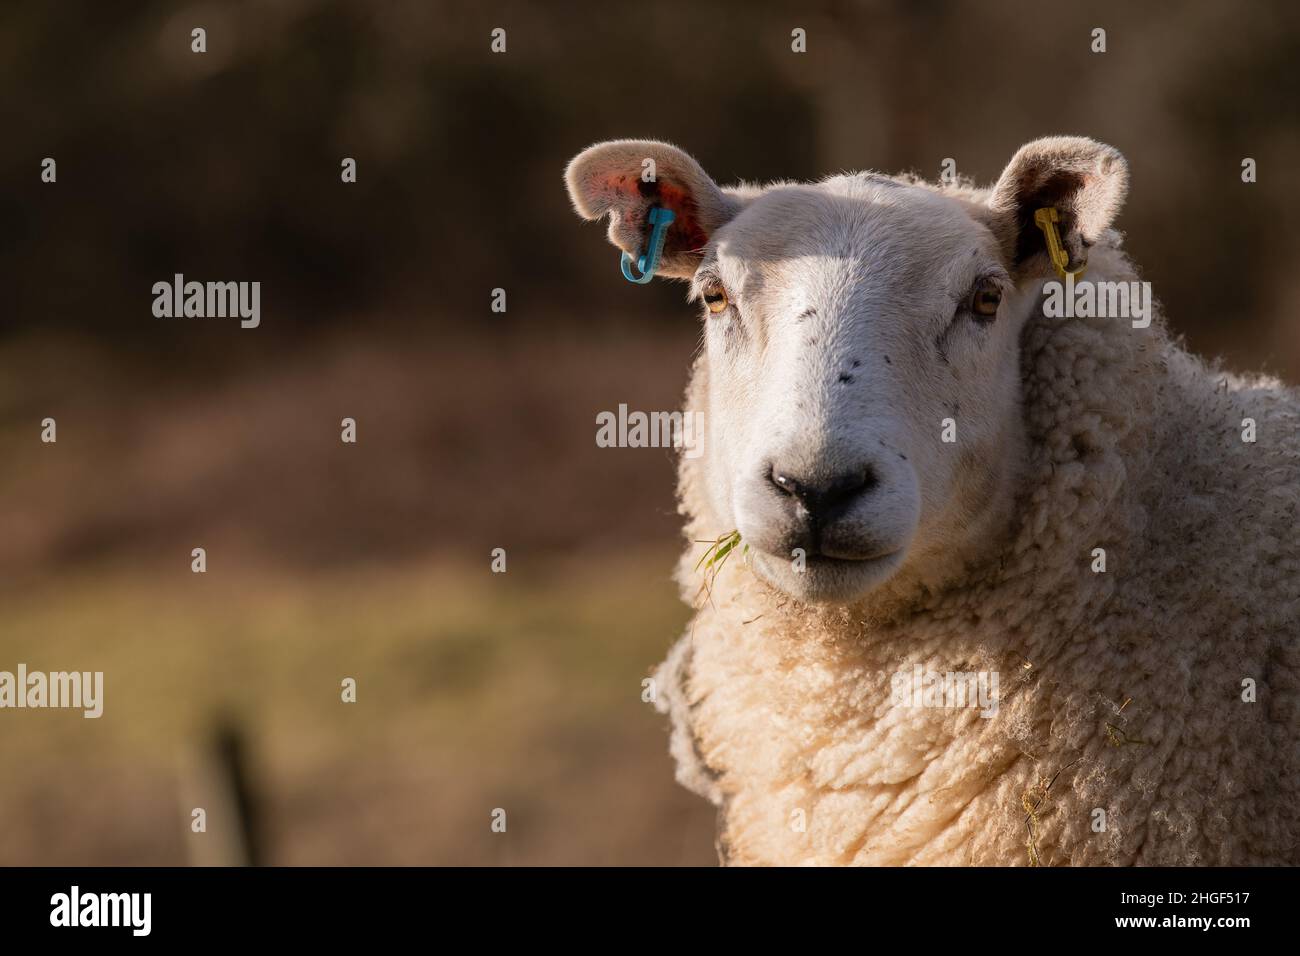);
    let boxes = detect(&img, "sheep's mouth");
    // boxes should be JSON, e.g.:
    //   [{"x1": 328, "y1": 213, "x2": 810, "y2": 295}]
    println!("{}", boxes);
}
[
  {"x1": 751, "y1": 546, "x2": 907, "y2": 604},
  {"x1": 804, "y1": 551, "x2": 898, "y2": 568},
  {"x1": 803, "y1": 543, "x2": 902, "y2": 565}
]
